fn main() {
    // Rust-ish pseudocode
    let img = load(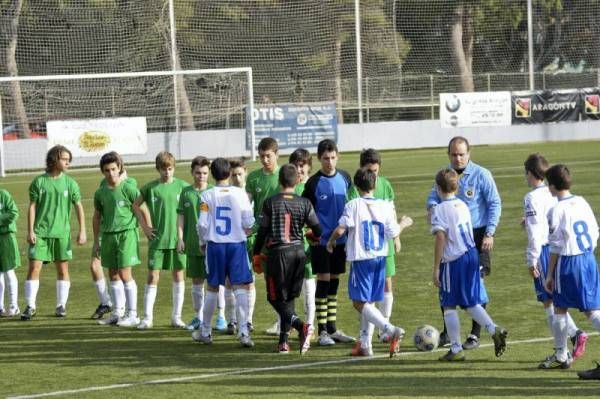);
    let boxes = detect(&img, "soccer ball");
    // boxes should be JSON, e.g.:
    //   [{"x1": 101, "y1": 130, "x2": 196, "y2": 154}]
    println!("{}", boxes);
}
[{"x1": 413, "y1": 325, "x2": 440, "y2": 352}]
